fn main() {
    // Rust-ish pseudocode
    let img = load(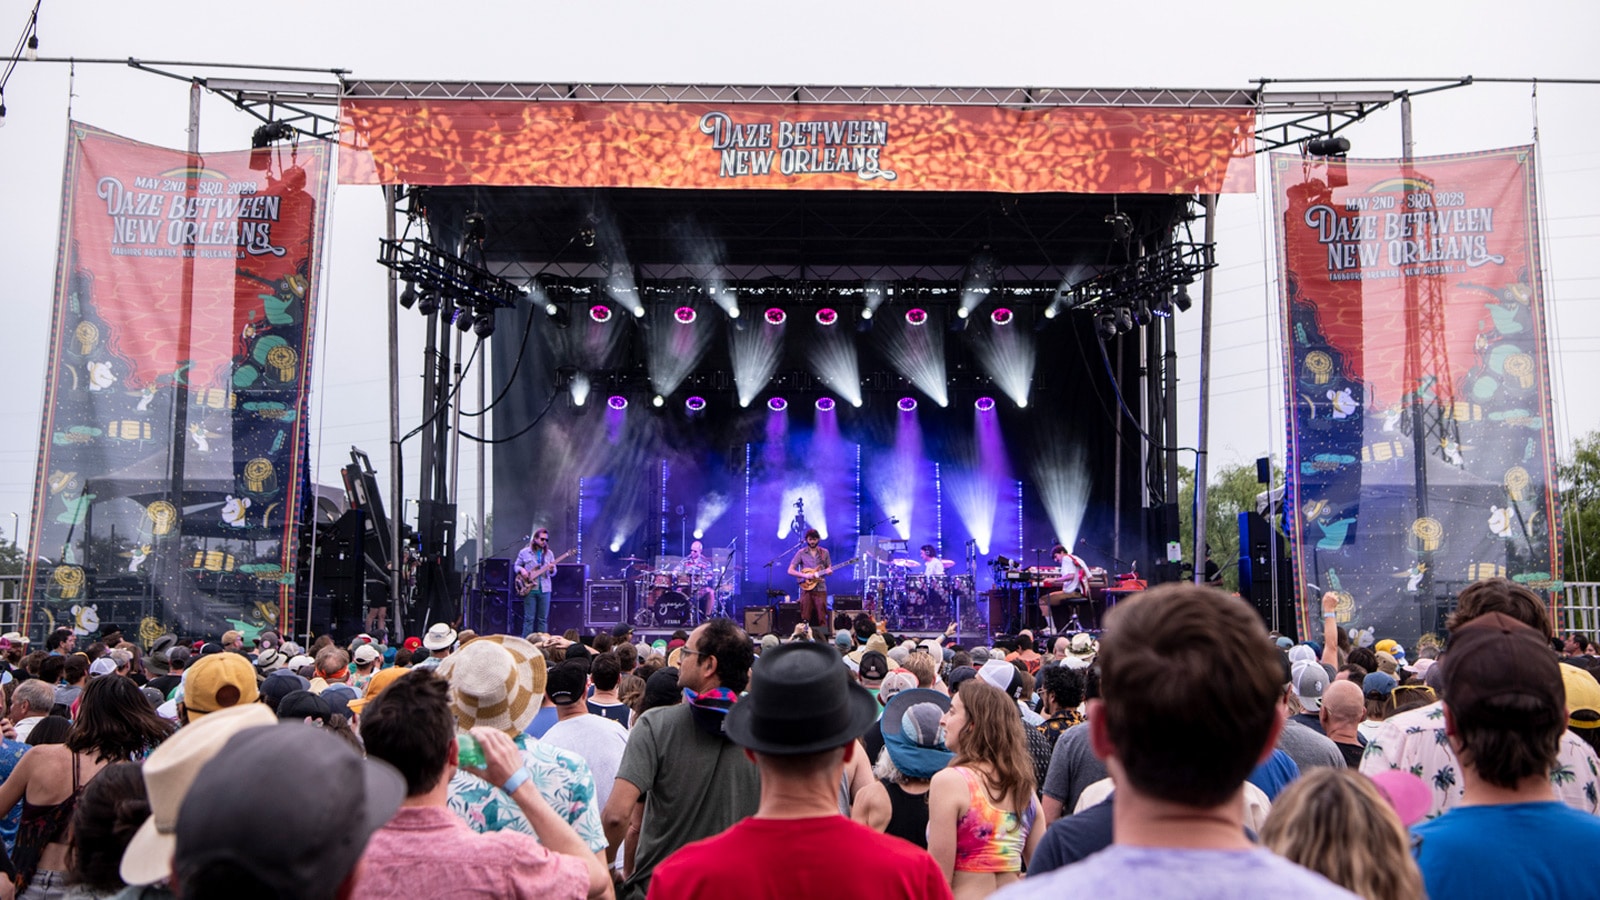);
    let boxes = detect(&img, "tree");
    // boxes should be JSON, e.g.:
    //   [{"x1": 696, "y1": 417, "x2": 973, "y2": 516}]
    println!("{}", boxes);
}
[
  {"x1": 1178, "y1": 461, "x2": 1283, "y2": 593},
  {"x1": 0, "y1": 536, "x2": 21, "y2": 577},
  {"x1": 1560, "y1": 430, "x2": 1600, "y2": 583}
]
